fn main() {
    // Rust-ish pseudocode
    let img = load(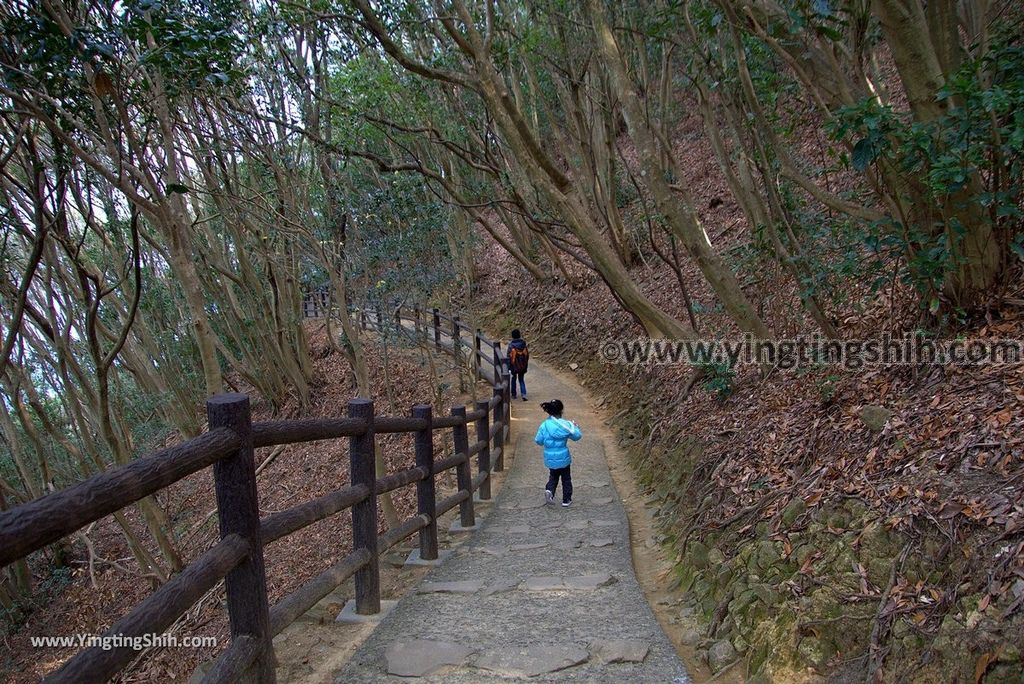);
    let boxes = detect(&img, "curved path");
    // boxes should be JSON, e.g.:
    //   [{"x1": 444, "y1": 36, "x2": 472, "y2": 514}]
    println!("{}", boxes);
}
[{"x1": 333, "y1": 360, "x2": 690, "y2": 682}]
